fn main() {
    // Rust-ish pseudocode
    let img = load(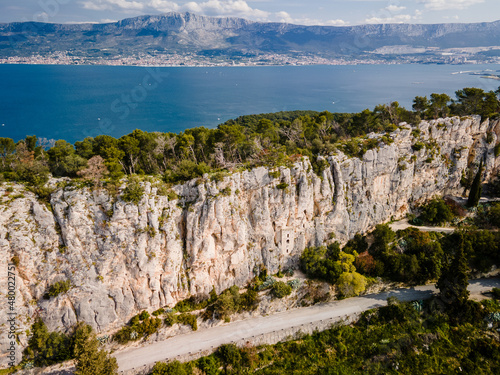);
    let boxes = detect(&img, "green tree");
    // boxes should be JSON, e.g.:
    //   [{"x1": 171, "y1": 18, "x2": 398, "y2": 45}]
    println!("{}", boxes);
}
[
  {"x1": 412, "y1": 96, "x2": 430, "y2": 117},
  {"x1": 0, "y1": 137, "x2": 15, "y2": 169},
  {"x1": 467, "y1": 160, "x2": 483, "y2": 207},
  {"x1": 75, "y1": 137, "x2": 95, "y2": 159},
  {"x1": 419, "y1": 197, "x2": 454, "y2": 225},
  {"x1": 151, "y1": 360, "x2": 187, "y2": 375},
  {"x1": 336, "y1": 271, "x2": 367, "y2": 298},
  {"x1": 119, "y1": 135, "x2": 141, "y2": 174},
  {"x1": 454, "y1": 87, "x2": 486, "y2": 115},
  {"x1": 437, "y1": 232, "x2": 470, "y2": 312},
  {"x1": 429, "y1": 93, "x2": 451, "y2": 119},
  {"x1": 23, "y1": 318, "x2": 72, "y2": 367},
  {"x1": 216, "y1": 344, "x2": 241, "y2": 374},
  {"x1": 197, "y1": 356, "x2": 220, "y2": 375},
  {"x1": 48, "y1": 140, "x2": 87, "y2": 177},
  {"x1": 73, "y1": 323, "x2": 118, "y2": 375},
  {"x1": 369, "y1": 224, "x2": 396, "y2": 257}
]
